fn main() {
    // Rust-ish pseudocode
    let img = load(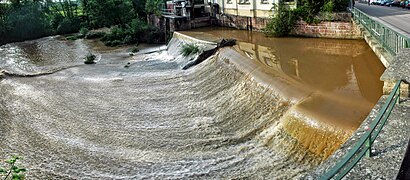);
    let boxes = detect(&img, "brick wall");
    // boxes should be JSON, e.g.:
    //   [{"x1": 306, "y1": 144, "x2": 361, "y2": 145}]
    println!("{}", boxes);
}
[
  {"x1": 216, "y1": 13, "x2": 363, "y2": 39},
  {"x1": 291, "y1": 20, "x2": 363, "y2": 39}
]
